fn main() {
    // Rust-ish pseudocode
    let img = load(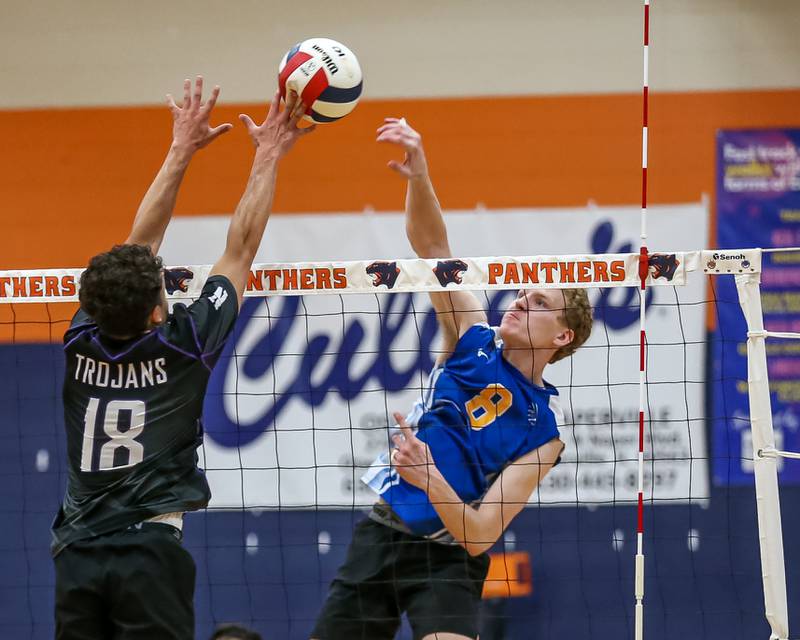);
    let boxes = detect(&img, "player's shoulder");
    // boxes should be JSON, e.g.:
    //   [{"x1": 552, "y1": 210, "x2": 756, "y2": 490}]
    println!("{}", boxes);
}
[
  {"x1": 540, "y1": 379, "x2": 560, "y2": 397},
  {"x1": 162, "y1": 274, "x2": 238, "y2": 357},
  {"x1": 452, "y1": 322, "x2": 498, "y2": 354},
  {"x1": 200, "y1": 274, "x2": 238, "y2": 306},
  {"x1": 523, "y1": 380, "x2": 561, "y2": 422},
  {"x1": 168, "y1": 274, "x2": 236, "y2": 320},
  {"x1": 442, "y1": 323, "x2": 502, "y2": 375},
  {"x1": 64, "y1": 308, "x2": 96, "y2": 346},
  {"x1": 526, "y1": 382, "x2": 564, "y2": 431},
  {"x1": 182, "y1": 274, "x2": 237, "y2": 311}
]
